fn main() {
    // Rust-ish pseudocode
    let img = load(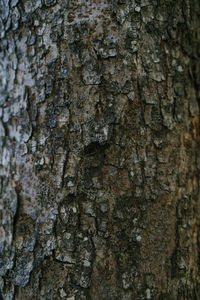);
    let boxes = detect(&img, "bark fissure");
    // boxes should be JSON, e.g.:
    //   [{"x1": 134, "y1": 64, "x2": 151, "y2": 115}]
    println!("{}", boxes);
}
[{"x1": 0, "y1": 0, "x2": 200, "y2": 299}]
